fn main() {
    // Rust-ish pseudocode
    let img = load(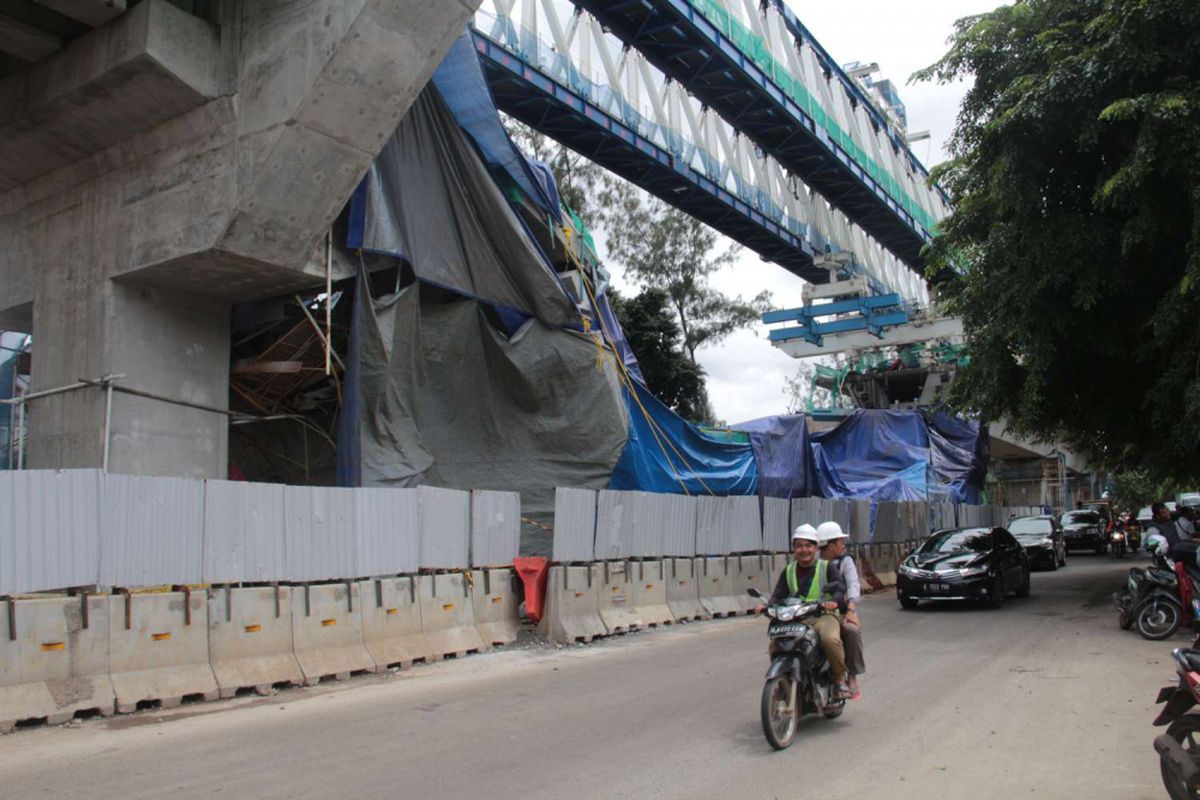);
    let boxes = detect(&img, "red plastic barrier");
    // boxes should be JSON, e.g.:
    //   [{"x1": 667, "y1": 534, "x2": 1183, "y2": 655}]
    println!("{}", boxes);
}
[{"x1": 513, "y1": 557, "x2": 550, "y2": 624}]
